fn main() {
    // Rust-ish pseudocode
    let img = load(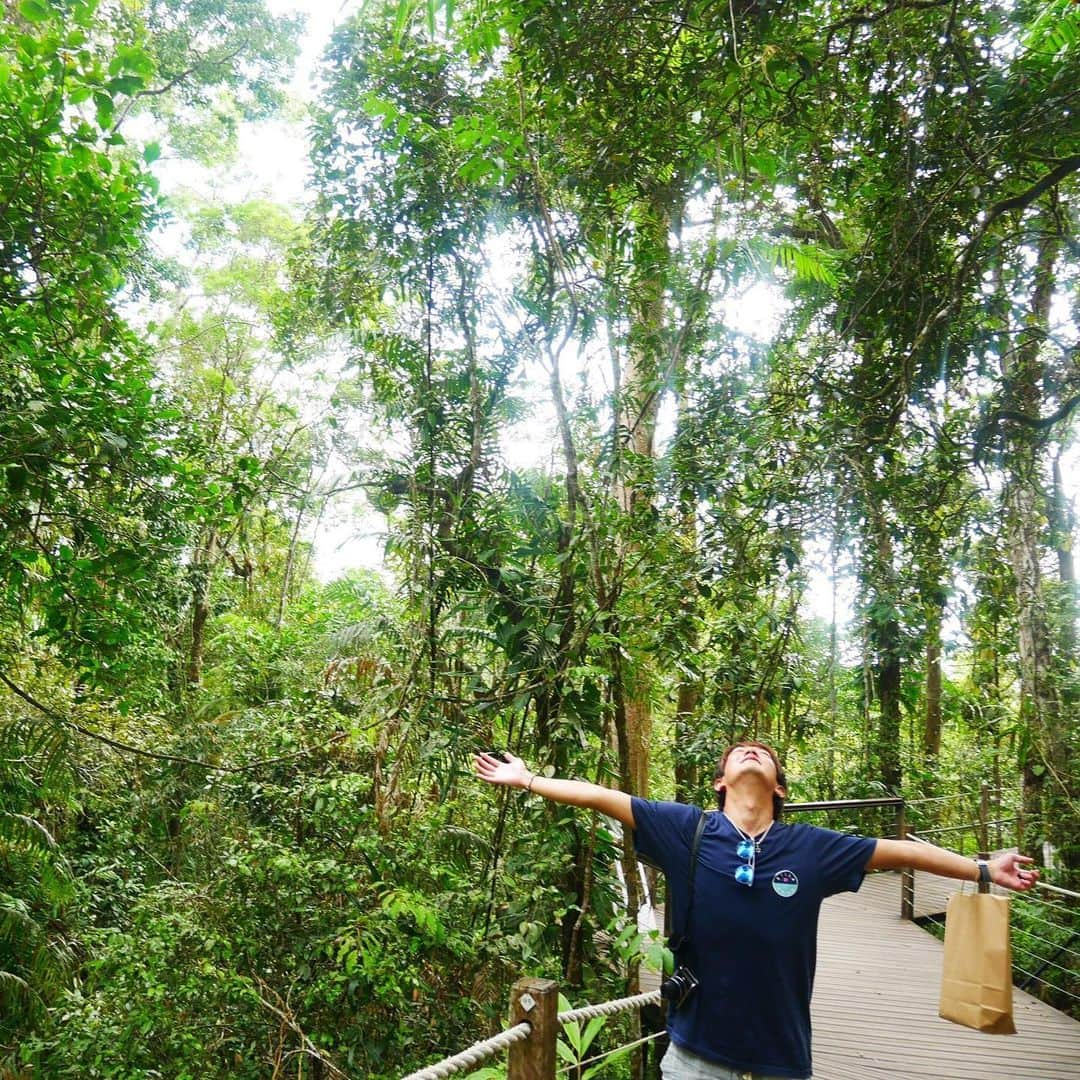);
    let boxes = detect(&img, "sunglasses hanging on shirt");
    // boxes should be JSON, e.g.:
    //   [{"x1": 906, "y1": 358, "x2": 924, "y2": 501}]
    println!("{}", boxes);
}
[
  {"x1": 735, "y1": 837, "x2": 756, "y2": 886},
  {"x1": 726, "y1": 816, "x2": 773, "y2": 888}
]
